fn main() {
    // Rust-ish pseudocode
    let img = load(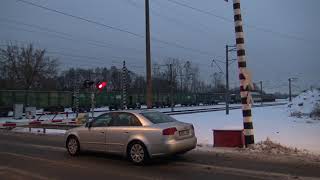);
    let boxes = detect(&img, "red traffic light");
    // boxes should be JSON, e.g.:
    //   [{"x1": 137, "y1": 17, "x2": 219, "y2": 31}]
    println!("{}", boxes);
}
[{"x1": 96, "y1": 81, "x2": 107, "y2": 90}]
